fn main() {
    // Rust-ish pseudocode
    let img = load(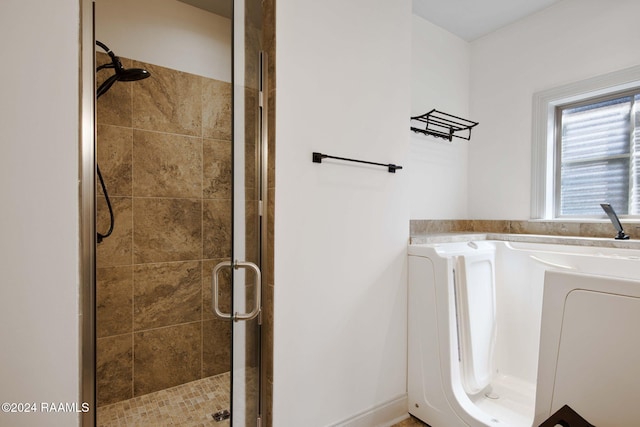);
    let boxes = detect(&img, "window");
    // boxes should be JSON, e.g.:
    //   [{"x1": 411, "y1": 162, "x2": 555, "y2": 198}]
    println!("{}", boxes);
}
[
  {"x1": 531, "y1": 66, "x2": 640, "y2": 219},
  {"x1": 556, "y1": 91, "x2": 640, "y2": 217}
]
